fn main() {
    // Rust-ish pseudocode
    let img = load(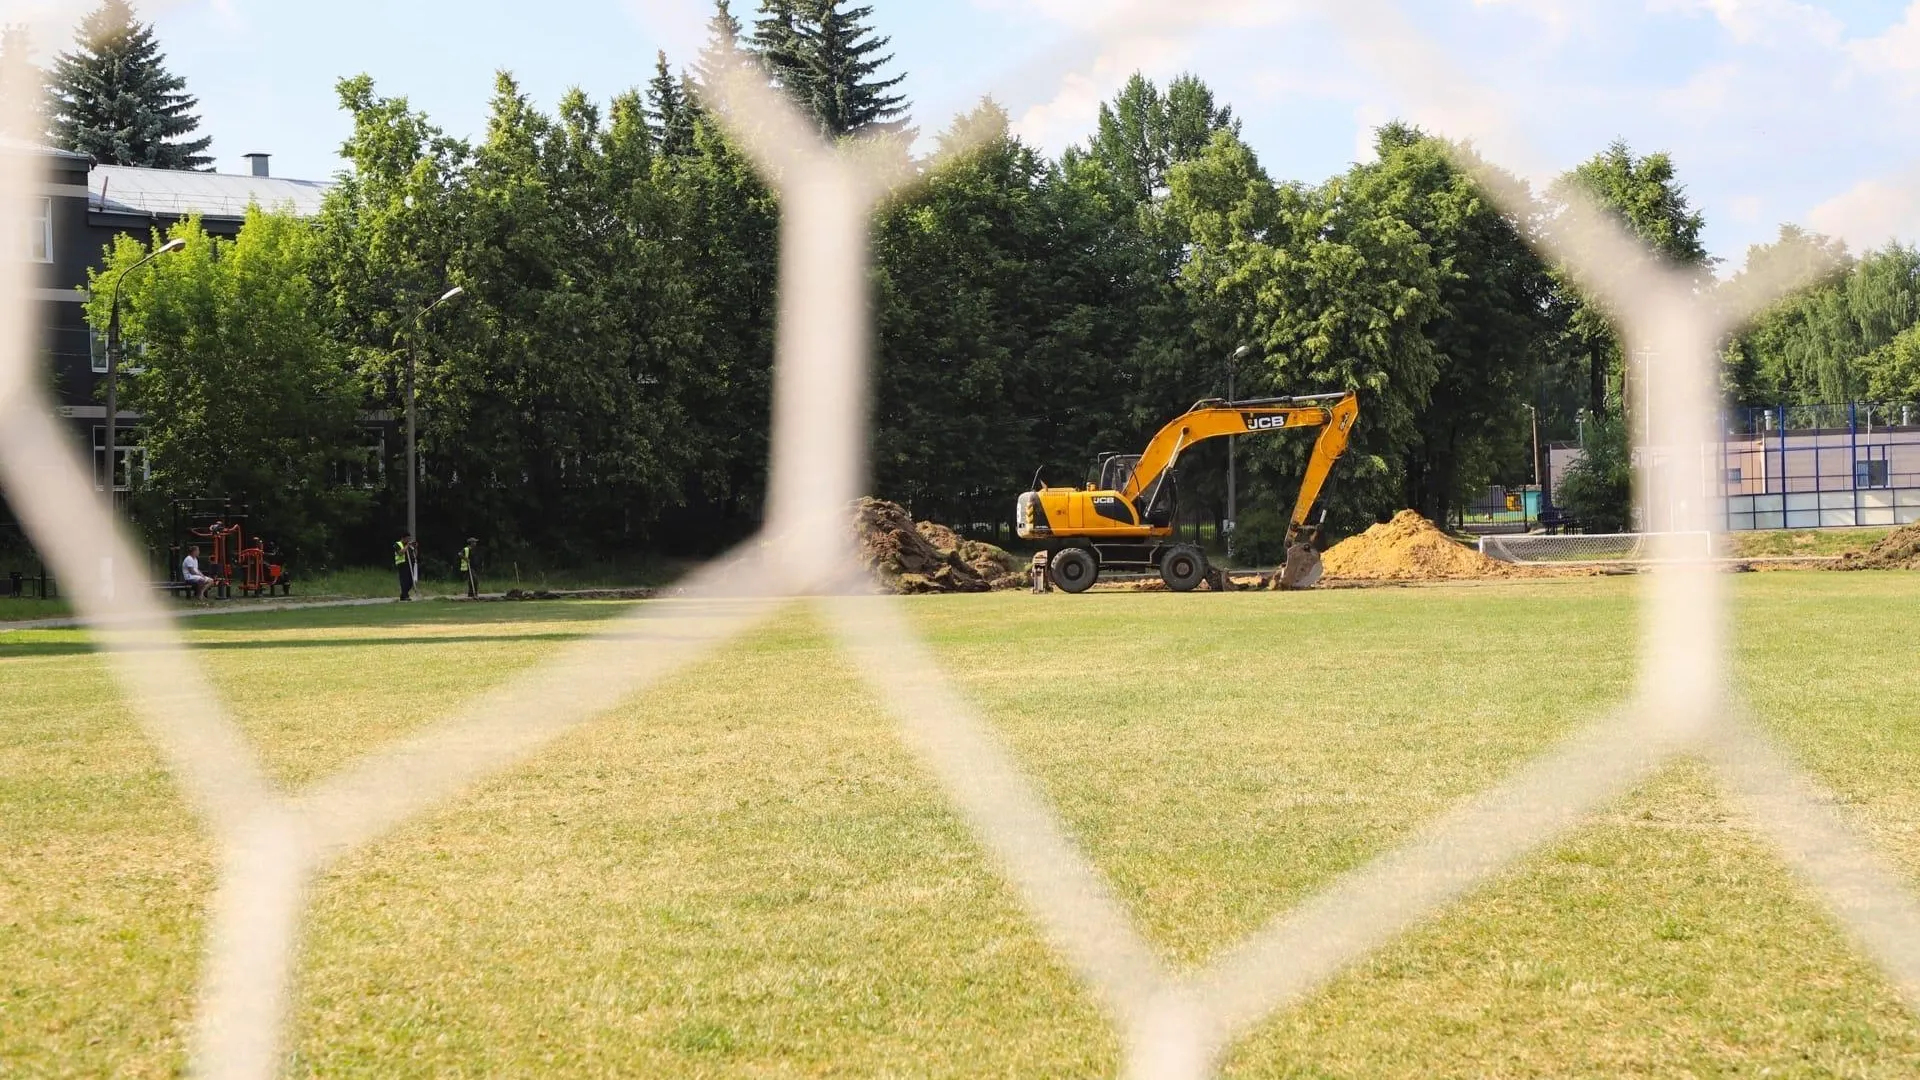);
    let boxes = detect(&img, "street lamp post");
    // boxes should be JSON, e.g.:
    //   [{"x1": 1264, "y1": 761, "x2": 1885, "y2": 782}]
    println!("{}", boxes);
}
[
  {"x1": 1225, "y1": 344, "x2": 1253, "y2": 553},
  {"x1": 400, "y1": 286, "x2": 466, "y2": 552},
  {"x1": 102, "y1": 237, "x2": 186, "y2": 502},
  {"x1": 1523, "y1": 403, "x2": 1541, "y2": 488}
]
